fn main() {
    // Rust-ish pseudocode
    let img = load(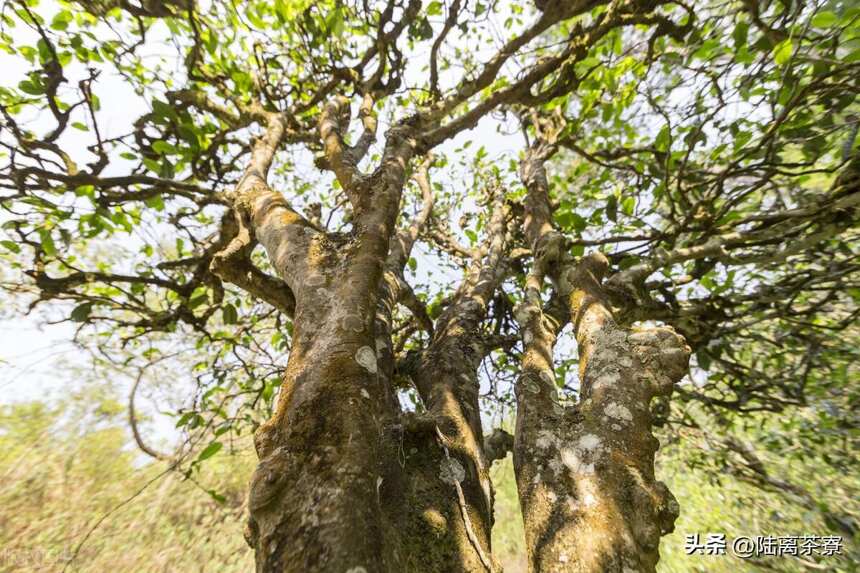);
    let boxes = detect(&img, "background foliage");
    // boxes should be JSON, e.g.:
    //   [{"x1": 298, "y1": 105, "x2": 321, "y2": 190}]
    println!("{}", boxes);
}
[{"x1": 1, "y1": 389, "x2": 856, "y2": 572}]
